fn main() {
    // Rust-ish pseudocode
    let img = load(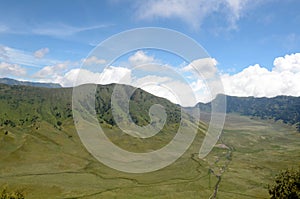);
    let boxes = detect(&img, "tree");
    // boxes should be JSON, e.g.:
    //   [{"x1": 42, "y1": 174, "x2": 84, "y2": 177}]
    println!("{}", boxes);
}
[{"x1": 268, "y1": 167, "x2": 300, "y2": 199}]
